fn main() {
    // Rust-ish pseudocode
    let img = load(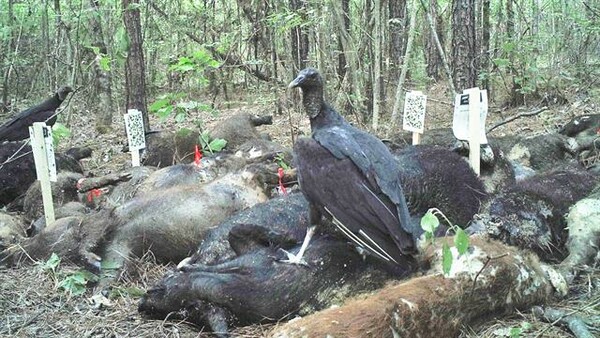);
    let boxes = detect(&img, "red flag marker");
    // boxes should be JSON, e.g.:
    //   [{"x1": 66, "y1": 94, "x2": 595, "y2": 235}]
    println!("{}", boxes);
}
[
  {"x1": 278, "y1": 167, "x2": 288, "y2": 196},
  {"x1": 194, "y1": 145, "x2": 203, "y2": 167},
  {"x1": 87, "y1": 188, "x2": 103, "y2": 203}
]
